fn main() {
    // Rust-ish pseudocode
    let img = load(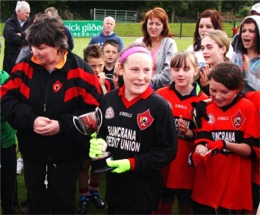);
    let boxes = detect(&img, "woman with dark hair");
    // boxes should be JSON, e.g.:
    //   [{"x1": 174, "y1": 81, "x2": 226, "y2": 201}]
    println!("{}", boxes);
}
[
  {"x1": 232, "y1": 16, "x2": 260, "y2": 92},
  {"x1": 135, "y1": 7, "x2": 178, "y2": 90},
  {"x1": 187, "y1": 9, "x2": 233, "y2": 68},
  {"x1": 1, "y1": 14, "x2": 102, "y2": 214}
]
